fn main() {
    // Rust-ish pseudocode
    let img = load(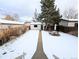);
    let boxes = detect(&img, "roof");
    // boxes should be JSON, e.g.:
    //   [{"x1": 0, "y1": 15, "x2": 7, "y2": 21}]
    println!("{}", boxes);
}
[
  {"x1": 30, "y1": 22, "x2": 42, "y2": 25},
  {"x1": 62, "y1": 19, "x2": 78, "y2": 22},
  {"x1": 0, "y1": 19, "x2": 24, "y2": 25}
]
